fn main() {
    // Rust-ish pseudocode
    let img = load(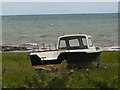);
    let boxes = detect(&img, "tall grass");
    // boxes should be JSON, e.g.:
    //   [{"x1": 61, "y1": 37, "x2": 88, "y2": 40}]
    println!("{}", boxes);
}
[{"x1": 2, "y1": 51, "x2": 119, "y2": 88}]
